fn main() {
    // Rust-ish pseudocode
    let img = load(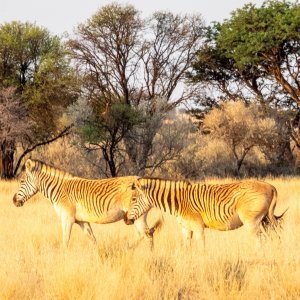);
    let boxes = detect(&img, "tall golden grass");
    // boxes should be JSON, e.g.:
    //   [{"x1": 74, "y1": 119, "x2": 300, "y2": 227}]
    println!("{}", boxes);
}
[{"x1": 1, "y1": 177, "x2": 299, "y2": 299}]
